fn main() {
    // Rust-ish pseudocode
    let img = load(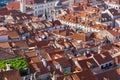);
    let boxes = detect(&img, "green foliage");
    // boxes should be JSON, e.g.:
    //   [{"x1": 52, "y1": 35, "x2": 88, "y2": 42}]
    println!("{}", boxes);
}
[
  {"x1": 0, "y1": 57, "x2": 29, "y2": 76},
  {"x1": 64, "y1": 72, "x2": 73, "y2": 75}
]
